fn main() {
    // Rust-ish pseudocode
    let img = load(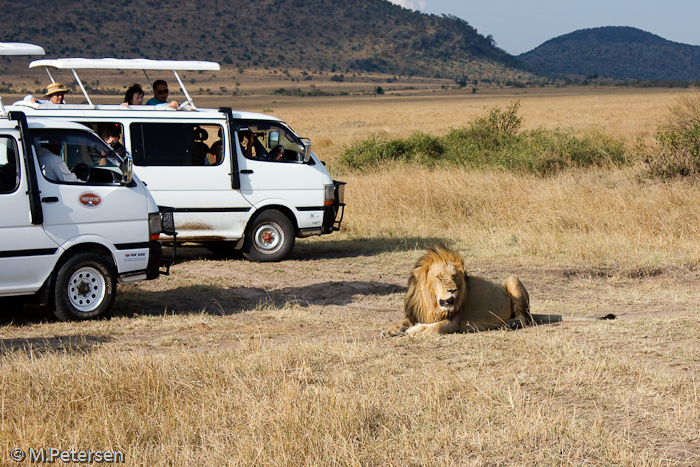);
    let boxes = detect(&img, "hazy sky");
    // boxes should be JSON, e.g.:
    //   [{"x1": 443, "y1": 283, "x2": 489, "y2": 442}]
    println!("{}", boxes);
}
[{"x1": 388, "y1": 0, "x2": 700, "y2": 55}]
